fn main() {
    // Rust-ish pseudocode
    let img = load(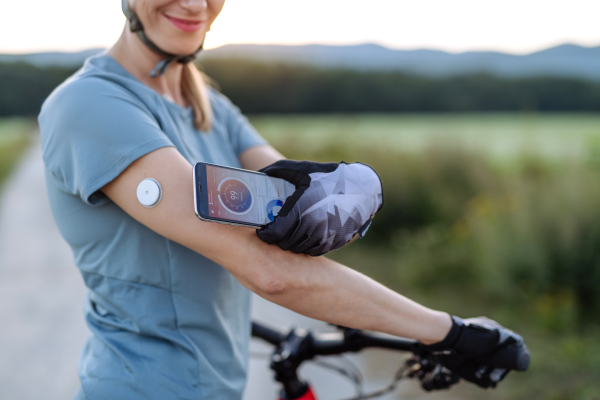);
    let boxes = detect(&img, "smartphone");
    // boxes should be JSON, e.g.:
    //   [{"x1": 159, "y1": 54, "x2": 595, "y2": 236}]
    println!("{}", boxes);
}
[{"x1": 193, "y1": 162, "x2": 296, "y2": 228}]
